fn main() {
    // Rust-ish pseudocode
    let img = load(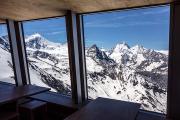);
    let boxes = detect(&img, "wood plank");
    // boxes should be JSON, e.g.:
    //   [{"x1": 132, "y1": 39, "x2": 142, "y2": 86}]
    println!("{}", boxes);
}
[
  {"x1": 65, "y1": 97, "x2": 141, "y2": 120},
  {"x1": 0, "y1": 111, "x2": 19, "y2": 120},
  {"x1": 0, "y1": 82, "x2": 15, "y2": 89},
  {"x1": 0, "y1": 85, "x2": 50, "y2": 104},
  {"x1": 19, "y1": 100, "x2": 47, "y2": 109},
  {"x1": 0, "y1": 0, "x2": 173, "y2": 21},
  {"x1": 136, "y1": 110, "x2": 165, "y2": 120},
  {"x1": 0, "y1": 19, "x2": 5, "y2": 24},
  {"x1": 30, "y1": 92, "x2": 78, "y2": 119},
  {"x1": 30, "y1": 91, "x2": 78, "y2": 109}
]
